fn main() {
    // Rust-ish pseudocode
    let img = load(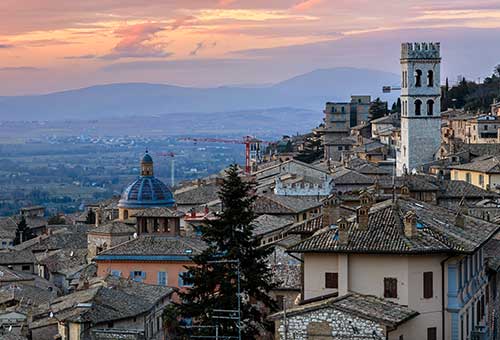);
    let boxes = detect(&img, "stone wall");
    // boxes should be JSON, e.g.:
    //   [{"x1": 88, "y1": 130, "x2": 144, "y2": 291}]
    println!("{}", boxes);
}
[{"x1": 276, "y1": 306, "x2": 385, "y2": 339}]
